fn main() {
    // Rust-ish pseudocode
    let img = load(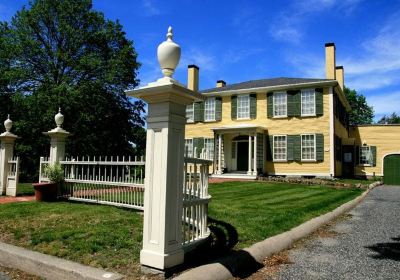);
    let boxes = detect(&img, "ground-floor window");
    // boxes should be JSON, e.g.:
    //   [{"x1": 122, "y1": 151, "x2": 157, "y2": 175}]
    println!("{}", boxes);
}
[
  {"x1": 360, "y1": 146, "x2": 372, "y2": 165},
  {"x1": 301, "y1": 134, "x2": 316, "y2": 161},
  {"x1": 185, "y1": 139, "x2": 193, "y2": 157},
  {"x1": 204, "y1": 138, "x2": 214, "y2": 159},
  {"x1": 273, "y1": 135, "x2": 287, "y2": 161}
]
